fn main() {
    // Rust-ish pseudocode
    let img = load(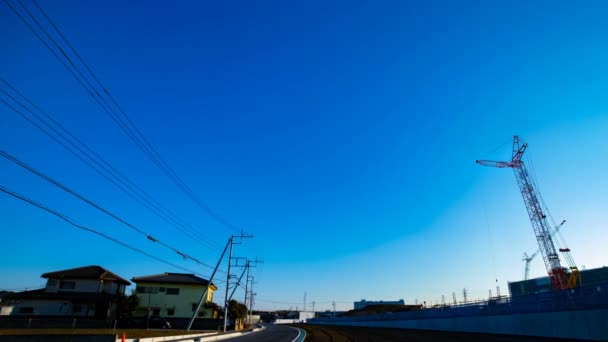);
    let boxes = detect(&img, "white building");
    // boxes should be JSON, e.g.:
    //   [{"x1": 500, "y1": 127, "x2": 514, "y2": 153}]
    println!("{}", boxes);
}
[
  {"x1": 131, "y1": 273, "x2": 219, "y2": 319},
  {"x1": 0, "y1": 265, "x2": 130, "y2": 319}
]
